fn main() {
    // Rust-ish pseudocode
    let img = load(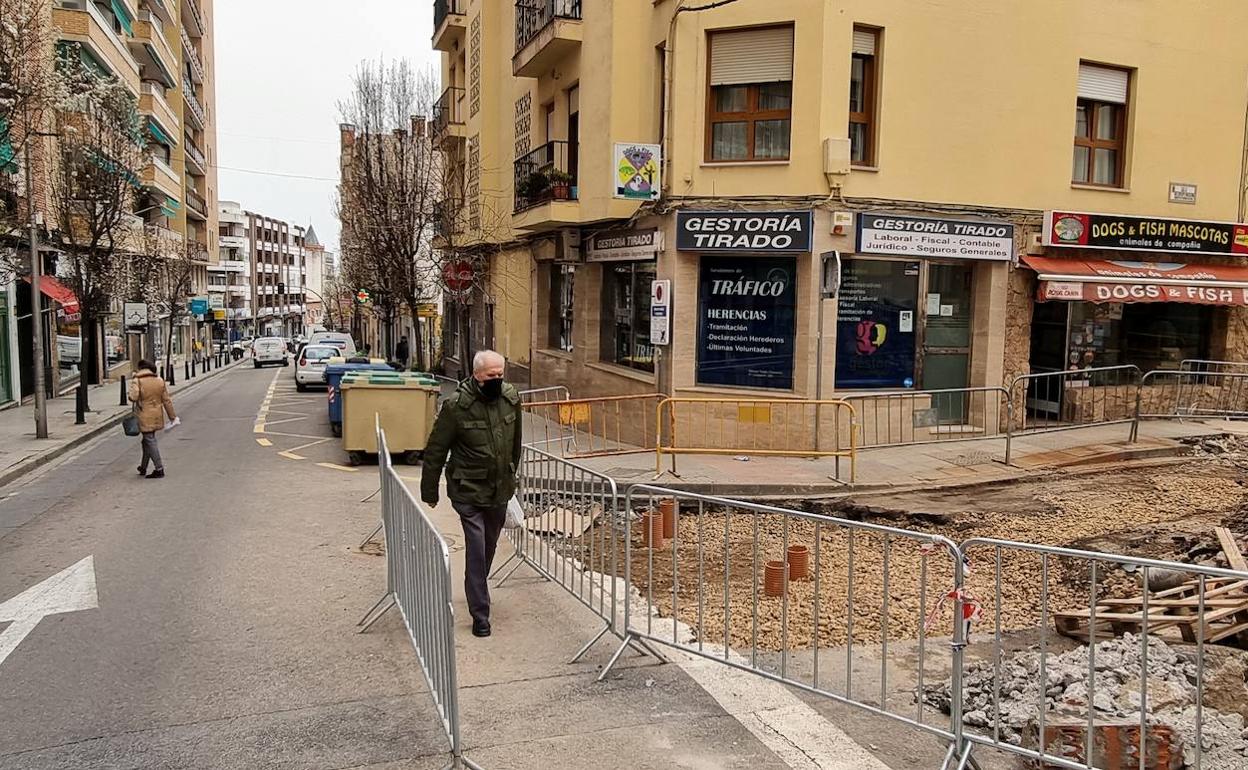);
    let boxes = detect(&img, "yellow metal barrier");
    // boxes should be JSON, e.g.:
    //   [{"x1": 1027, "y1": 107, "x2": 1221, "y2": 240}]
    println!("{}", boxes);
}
[
  {"x1": 655, "y1": 398, "x2": 857, "y2": 483},
  {"x1": 522, "y1": 393, "x2": 663, "y2": 458}
]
